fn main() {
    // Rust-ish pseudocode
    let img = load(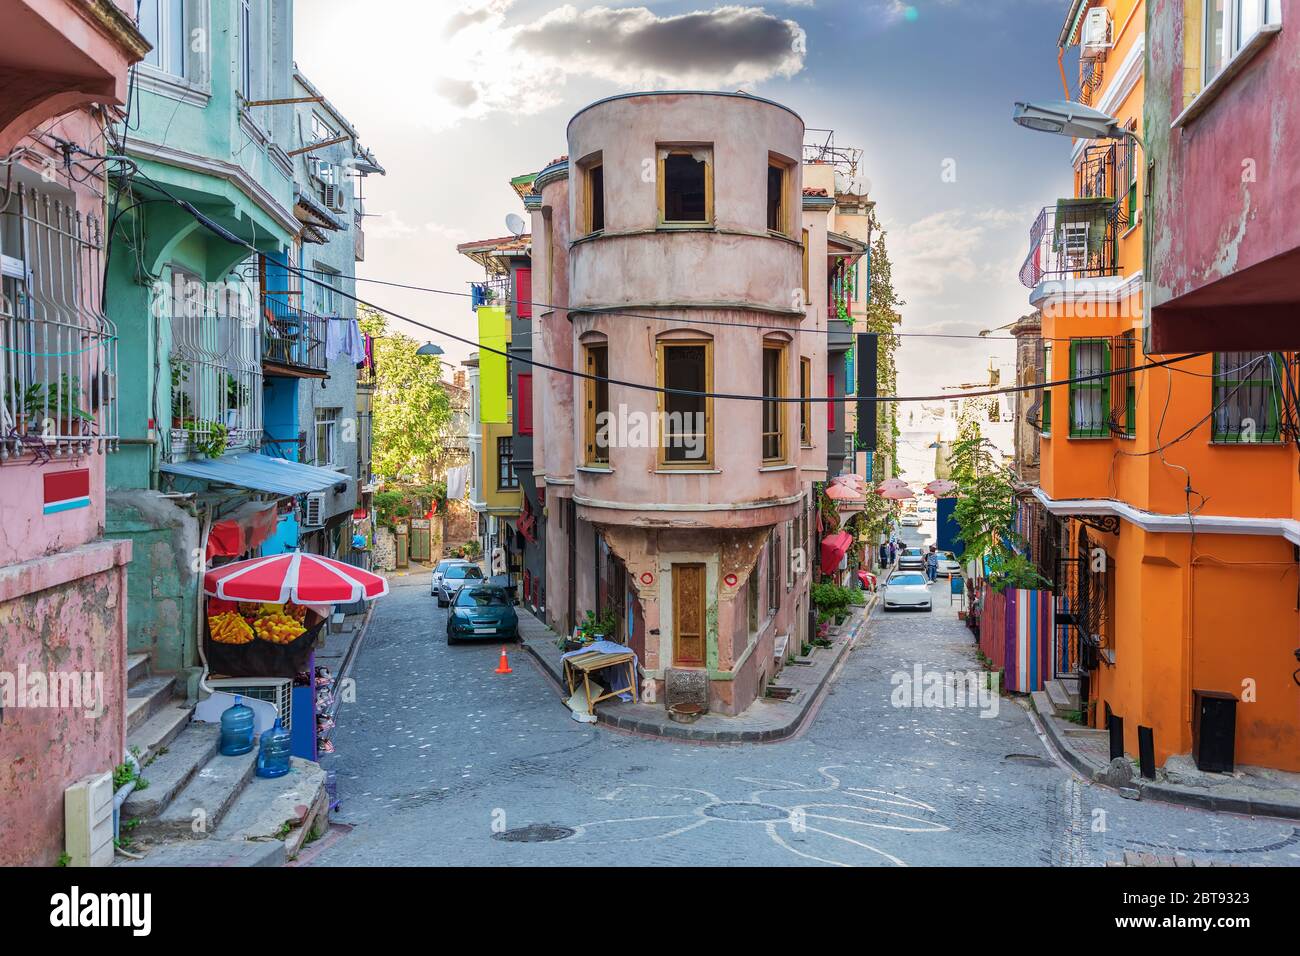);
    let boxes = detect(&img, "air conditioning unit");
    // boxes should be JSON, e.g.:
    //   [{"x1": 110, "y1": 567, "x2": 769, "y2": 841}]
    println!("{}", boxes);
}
[
  {"x1": 207, "y1": 677, "x2": 292, "y2": 731},
  {"x1": 1059, "y1": 222, "x2": 1091, "y2": 268},
  {"x1": 1081, "y1": 7, "x2": 1111, "y2": 58},
  {"x1": 320, "y1": 183, "x2": 346, "y2": 212},
  {"x1": 304, "y1": 491, "x2": 326, "y2": 527}
]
